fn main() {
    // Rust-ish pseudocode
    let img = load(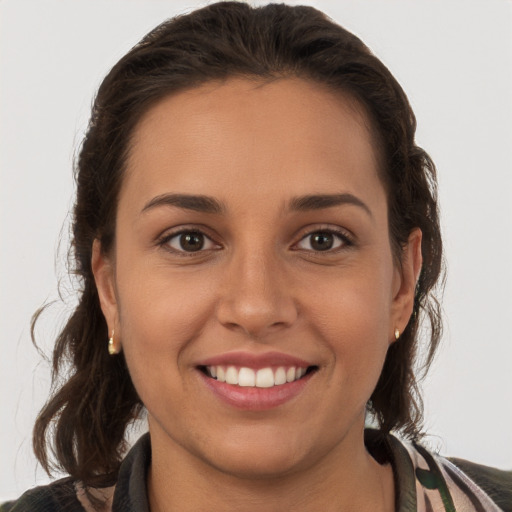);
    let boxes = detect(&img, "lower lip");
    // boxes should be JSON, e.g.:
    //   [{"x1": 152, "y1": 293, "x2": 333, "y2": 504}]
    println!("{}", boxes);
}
[{"x1": 198, "y1": 370, "x2": 314, "y2": 411}]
